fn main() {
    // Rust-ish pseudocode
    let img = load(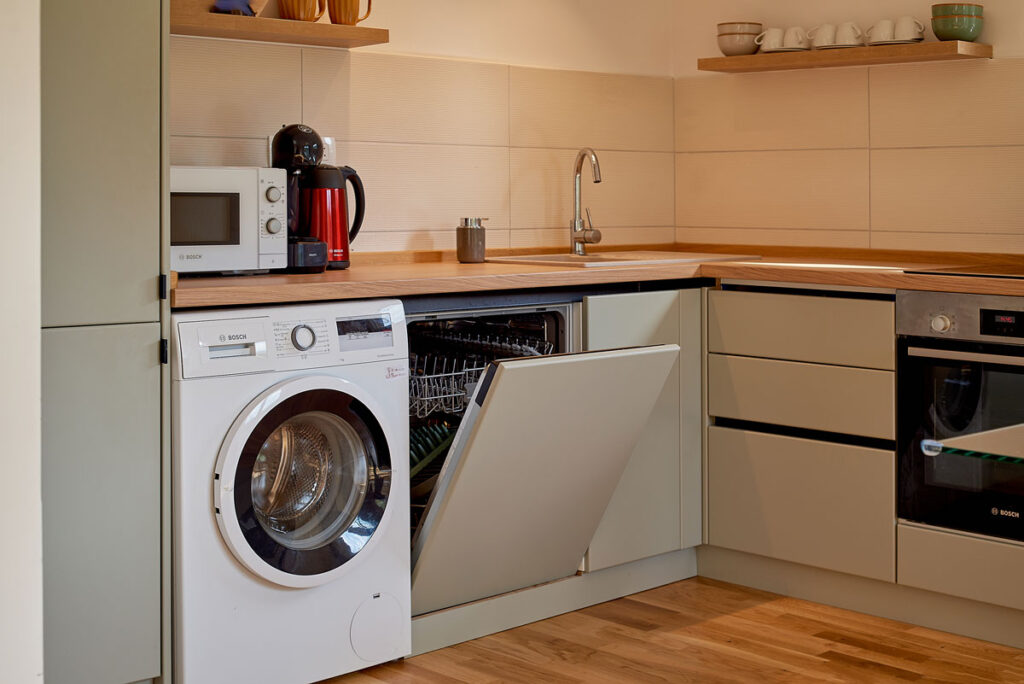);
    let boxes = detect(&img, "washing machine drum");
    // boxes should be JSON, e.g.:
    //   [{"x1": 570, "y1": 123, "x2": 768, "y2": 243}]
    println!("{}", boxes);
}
[{"x1": 216, "y1": 380, "x2": 392, "y2": 588}]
